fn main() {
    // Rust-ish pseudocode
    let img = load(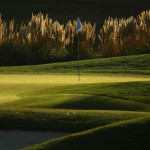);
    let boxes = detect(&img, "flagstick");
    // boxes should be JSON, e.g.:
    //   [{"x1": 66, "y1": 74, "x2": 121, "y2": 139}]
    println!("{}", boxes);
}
[
  {"x1": 78, "y1": 32, "x2": 80, "y2": 82},
  {"x1": 76, "y1": 17, "x2": 83, "y2": 82}
]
